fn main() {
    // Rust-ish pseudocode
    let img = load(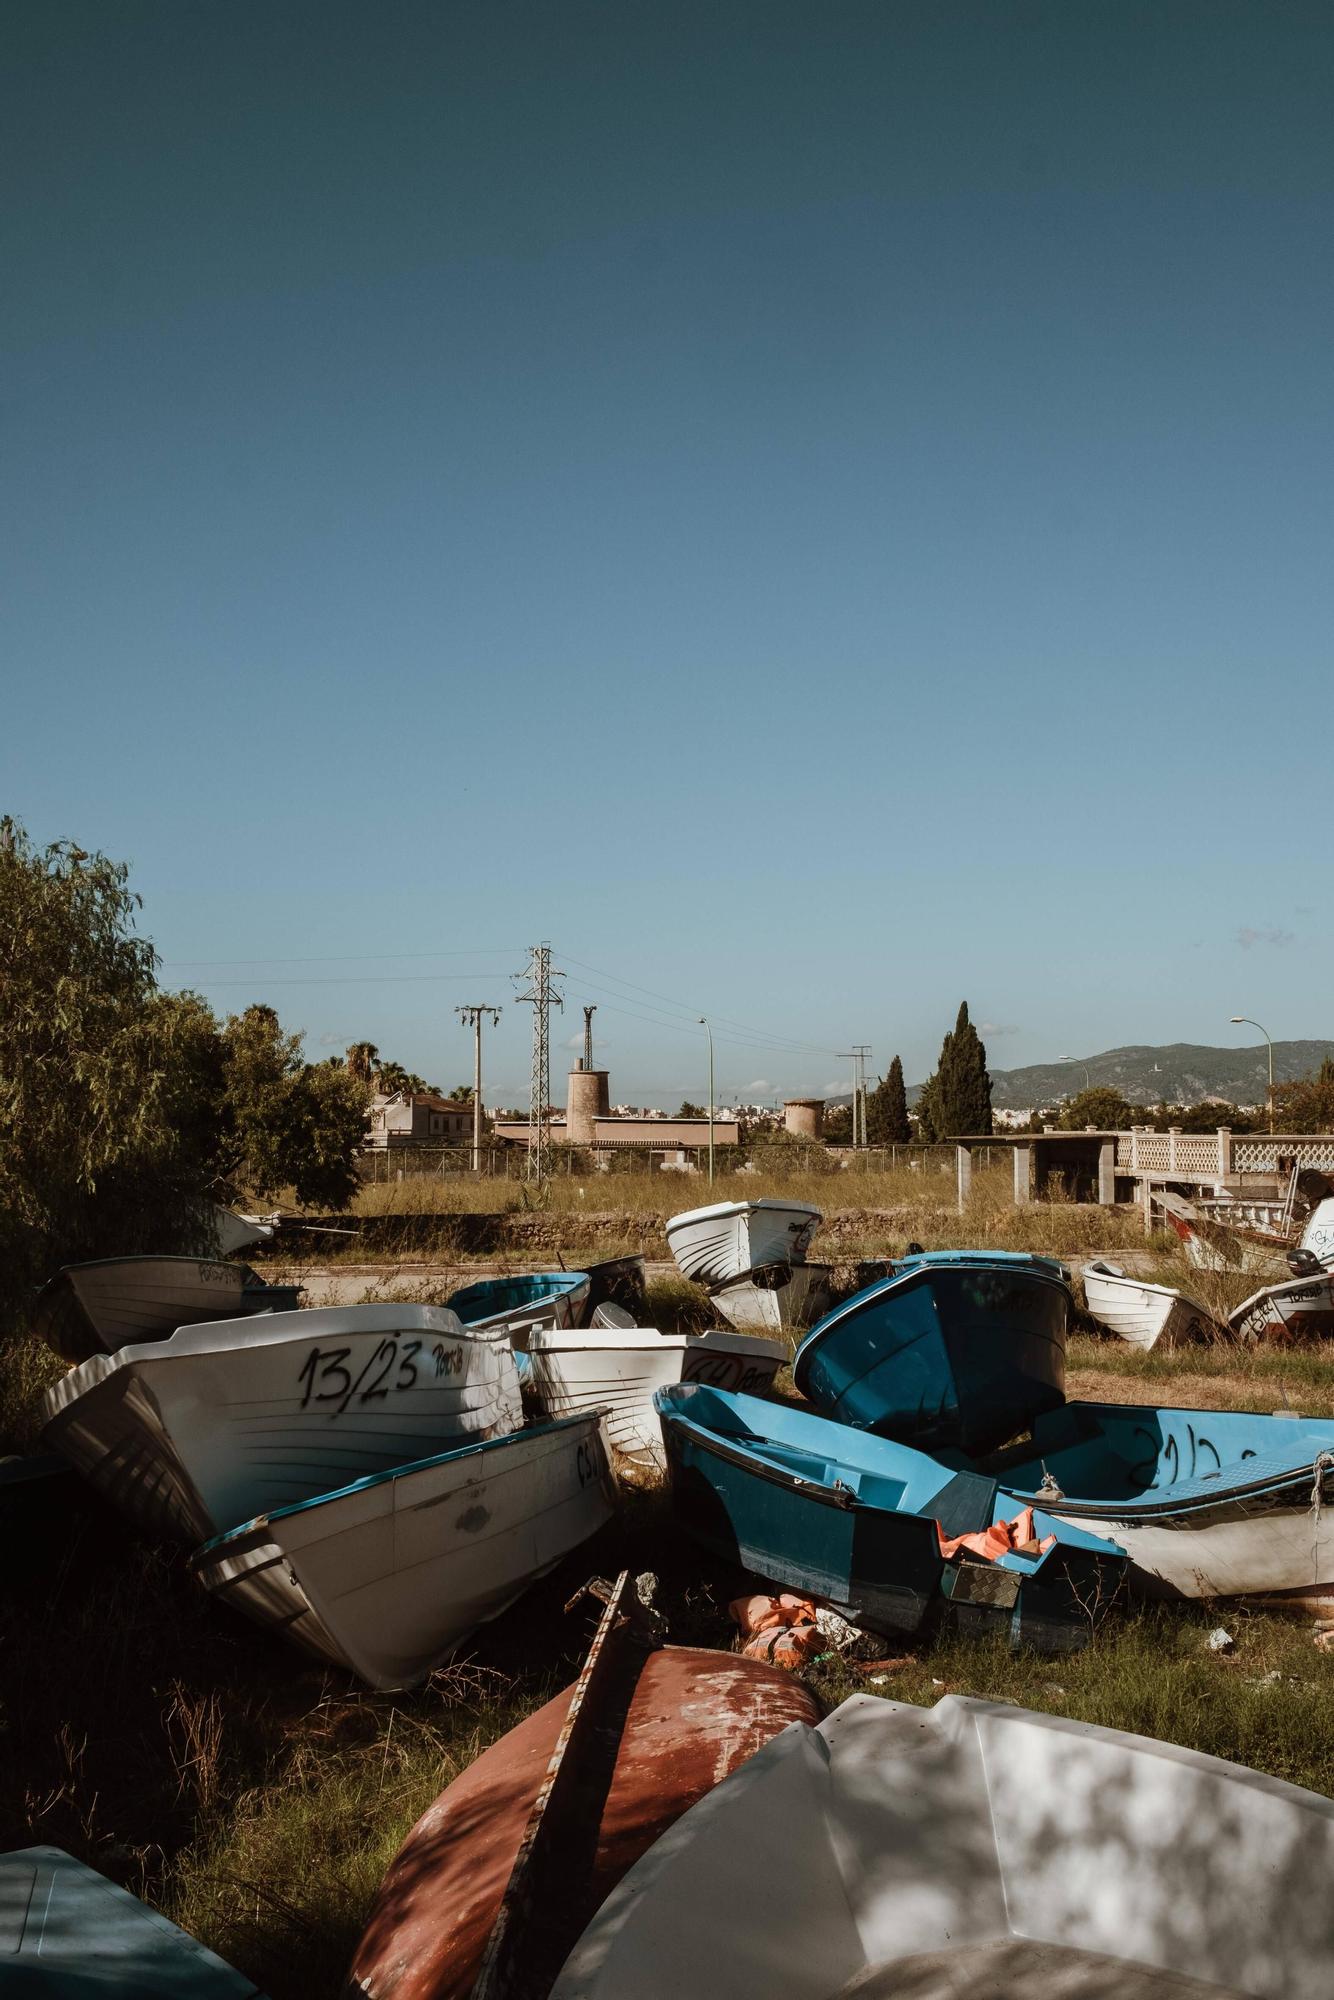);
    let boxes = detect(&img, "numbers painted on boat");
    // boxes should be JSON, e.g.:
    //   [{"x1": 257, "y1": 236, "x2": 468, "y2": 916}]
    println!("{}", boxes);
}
[
  {"x1": 575, "y1": 1434, "x2": 606, "y2": 1488},
  {"x1": 296, "y1": 1337, "x2": 430, "y2": 1414}
]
